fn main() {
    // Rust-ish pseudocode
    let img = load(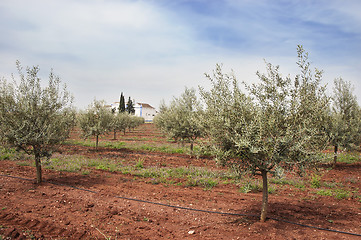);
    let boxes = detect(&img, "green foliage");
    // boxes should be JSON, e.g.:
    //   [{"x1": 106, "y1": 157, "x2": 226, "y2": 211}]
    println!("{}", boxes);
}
[
  {"x1": 0, "y1": 146, "x2": 18, "y2": 160},
  {"x1": 128, "y1": 115, "x2": 145, "y2": 130},
  {"x1": 200, "y1": 46, "x2": 329, "y2": 176},
  {"x1": 110, "y1": 112, "x2": 144, "y2": 138},
  {"x1": 186, "y1": 176, "x2": 218, "y2": 190},
  {"x1": 337, "y1": 152, "x2": 360, "y2": 164},
  {"x1": 111, "y1": 113, "x2": 130, "y2": 136},
  {"x1": 310, "y1": 174, "x2": 321, "y2": 188},
  {"x1": 135, "y1": 159, "x2": 144, "y2": 169},
  {"x1": 0, "y1": 61, "x2": 76, "y2": 183},
  {"x1": 330, "y1": 78, "x2": 361, "y2": 149},
  {"x1": 316, "y1": 188, "x2": 351, "y2": 200},
  {"x1": 199, "y1": 45, "x2": 330, "y2": 221},
  {"x1": 239, "y1": 181, "x2": 263, "y2": 193},
  {"x1": 316, "y1": 189, "x2": 333, "y2": 197},
  {"x1": 154, "y1": 87, "x2": 204, "y2": 150},
  {"x1": 329, "y1": 78, "x2": 361, "y2": 164},
  {"x1": 78, "y1": 99, "x2": 113, "y2": 149},
  {"x1": 239, "y1": 180, "x2": 276, "y2": 194}
]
